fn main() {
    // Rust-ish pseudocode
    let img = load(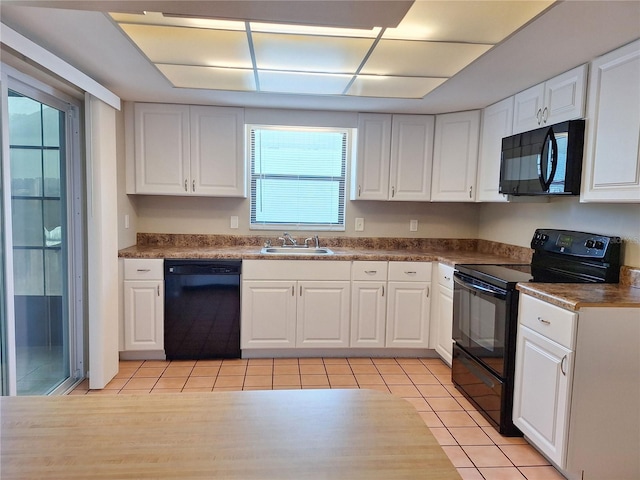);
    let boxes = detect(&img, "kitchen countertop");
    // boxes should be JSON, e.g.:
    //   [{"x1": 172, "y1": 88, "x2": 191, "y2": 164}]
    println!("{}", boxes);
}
[{"x1": 119, "y1": 235, "x2": 640, "y2": 311}]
